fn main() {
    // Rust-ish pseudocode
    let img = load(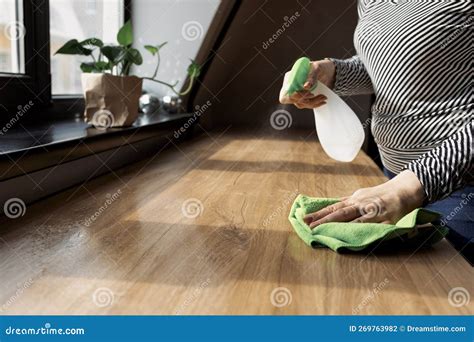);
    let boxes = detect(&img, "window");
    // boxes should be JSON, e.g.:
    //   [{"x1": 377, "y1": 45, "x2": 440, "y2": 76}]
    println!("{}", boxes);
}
[
  {"x1": 0, "y1": 0, "x2": 237, "y2": 118},
  {"x1": 0, "y1": 0, "x2": 50, "y2": 113},
  {"x1": 132, "y1": 0, "x2": 220, "y2": 98},
  {"x1": 0, "y1": 0, "x2": 25, "y2": 74},
  {"x1": 50, "y1": 0, "x2": 125, "y2": 95}
]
